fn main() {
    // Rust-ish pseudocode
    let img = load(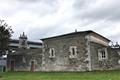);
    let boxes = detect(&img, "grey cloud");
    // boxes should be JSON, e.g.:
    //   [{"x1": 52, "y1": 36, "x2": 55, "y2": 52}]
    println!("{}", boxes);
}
[
  {"x1": 74, "y1": 0, "x2": 95, "y2": 9},
  {"x1": 0, "y1": 0, "x2": 59, "y2": 17},
  {"x1": 18, "y1": 0, "x2": 59, "y2": 16},
  {"x1": 25, "y1": 24, "x2": 64, "y2": 40},
  {"x1": 108, "y1": 33, "x2": 120, "y2": 42},
  {"x1": 16, "y1": 0, "x2": 40, "y2": 3},
  {"x1": 1, "y1": 0, "x2": 120, "y2": 43},
  {"x1": 17, "y1": 0, "x2": 59, "y2": 6},
  {"x1": 74, "y1": 0, "x2": 120, "y2": 21}
]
